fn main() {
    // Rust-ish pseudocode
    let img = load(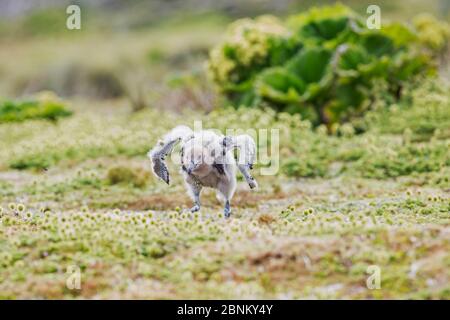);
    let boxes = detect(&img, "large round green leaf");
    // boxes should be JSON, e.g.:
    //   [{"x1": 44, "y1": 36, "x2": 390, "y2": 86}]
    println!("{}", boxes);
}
[
  {"x1": 255, "y1": 67, "x2": 306, "y2": 104},
  {"x1": 381, "y1": 23, "x2": 418, "y2": 47},
  {"x1": 286, "y1": 47, "x2": 332, "y2": 84},
  {"x1": 299, "y1": 17, "x2": 350, "y2": 41},
  {"x1": 336, "y1": 44, "x2": 371, "y2": 71},
  {"x1": 360, "y1": 33, "x2": 395, "y2": 57}
]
